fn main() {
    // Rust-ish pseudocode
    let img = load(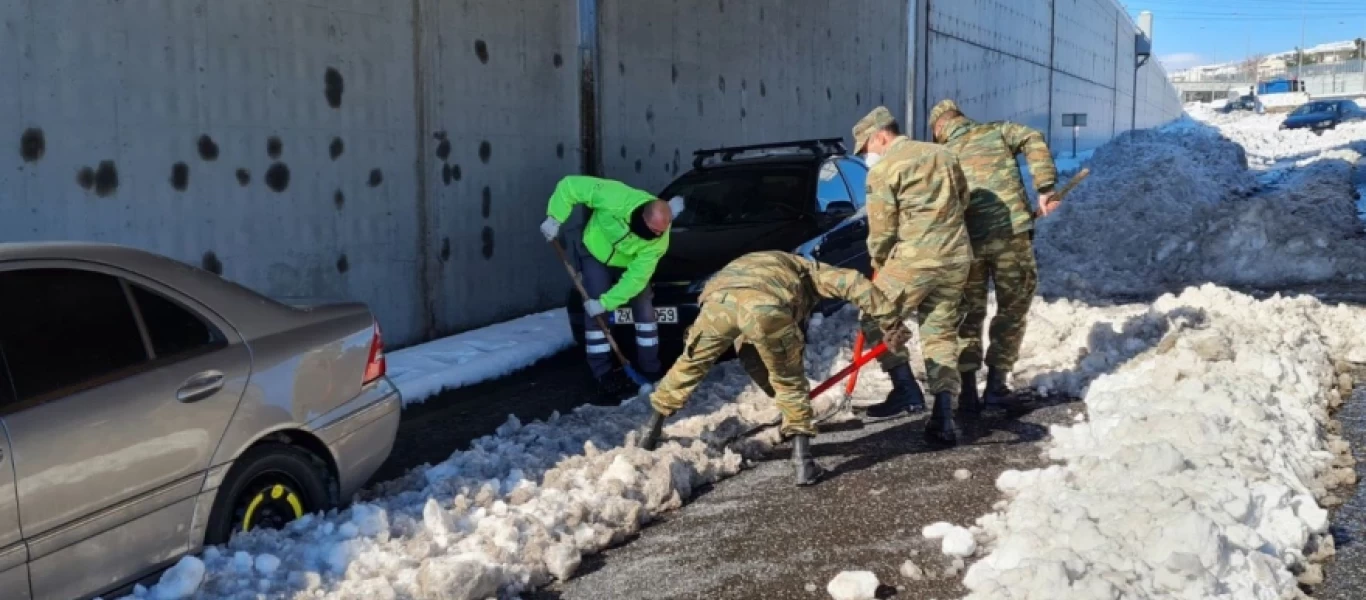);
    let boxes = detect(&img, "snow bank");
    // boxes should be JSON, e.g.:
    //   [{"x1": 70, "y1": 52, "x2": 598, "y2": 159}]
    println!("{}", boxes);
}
[
  {"x1": 959, "y1": 286, "x2": 1366, "y2": 599},
  {"x1": 123, "y1": 299, "x2": 889, "y2": 600},
  {"x1": 387, "y1": 309, "x2": 575, "y2": 406},
  {"x1": 1035, "y1": 111, "x2": 1366, "y2": 299}
]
